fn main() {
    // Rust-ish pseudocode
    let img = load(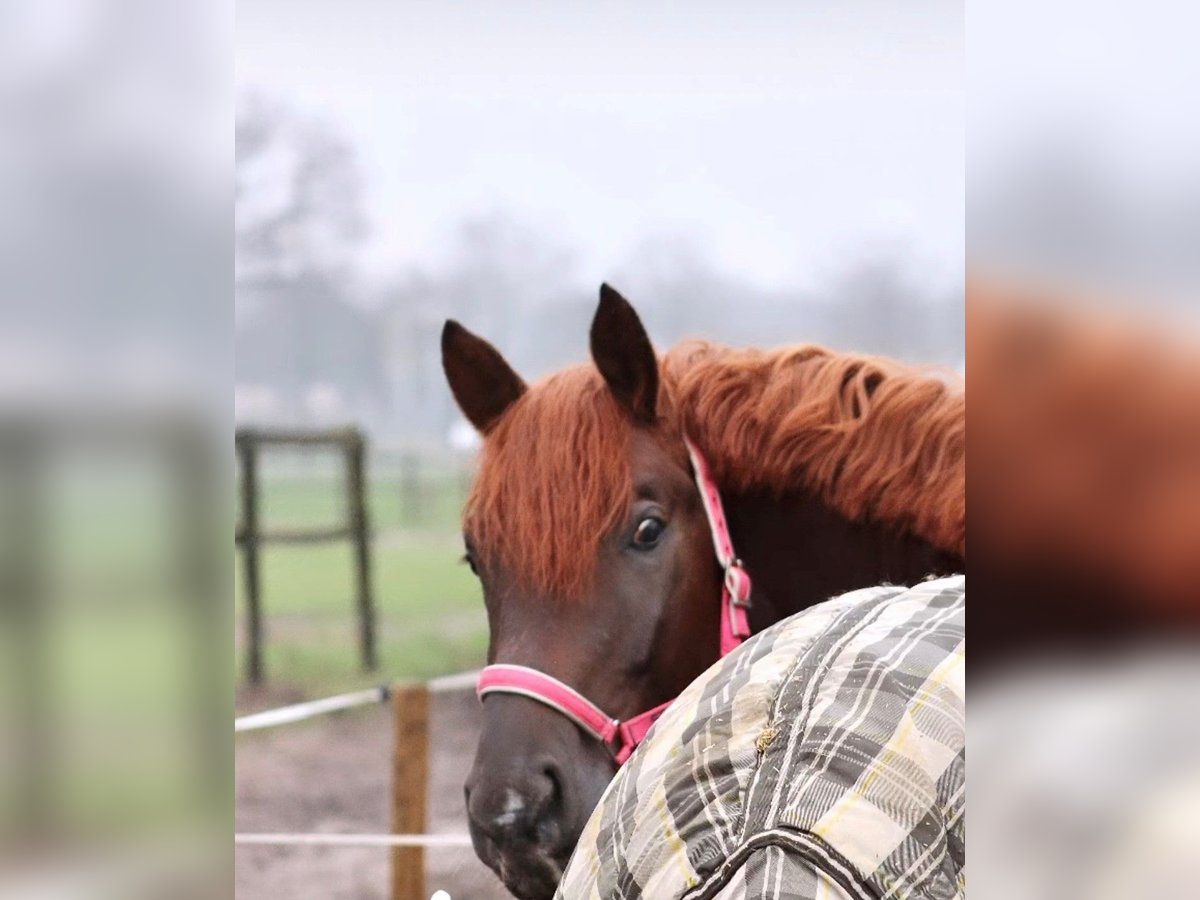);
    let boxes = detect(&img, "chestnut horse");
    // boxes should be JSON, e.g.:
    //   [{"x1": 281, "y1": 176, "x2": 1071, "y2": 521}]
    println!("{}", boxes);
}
[{"x1": 441, "y1": 285, "x2": 964, "y2": 899}]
